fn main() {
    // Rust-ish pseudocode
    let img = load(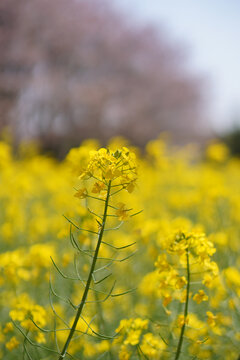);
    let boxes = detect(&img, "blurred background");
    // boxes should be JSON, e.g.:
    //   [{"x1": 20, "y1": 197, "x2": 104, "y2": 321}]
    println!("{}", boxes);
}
[{"x1": 1, "y1": 0, "x2": 240, "y2": 157}]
